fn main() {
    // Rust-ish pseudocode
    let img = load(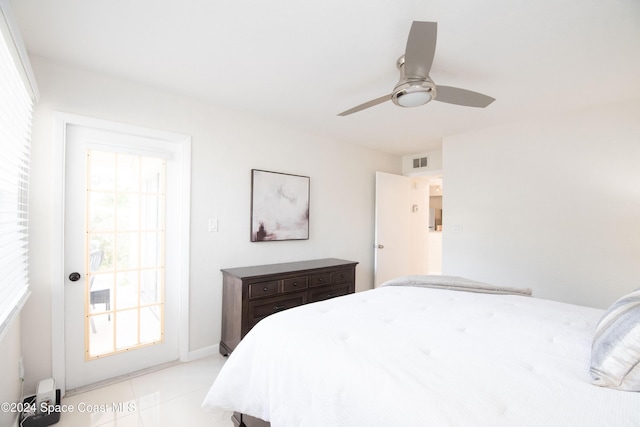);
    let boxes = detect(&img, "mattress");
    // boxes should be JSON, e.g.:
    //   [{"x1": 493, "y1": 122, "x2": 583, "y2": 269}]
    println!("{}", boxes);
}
[{"x1": 203, "y1": 285, "x2": 640, "y2": 426}]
